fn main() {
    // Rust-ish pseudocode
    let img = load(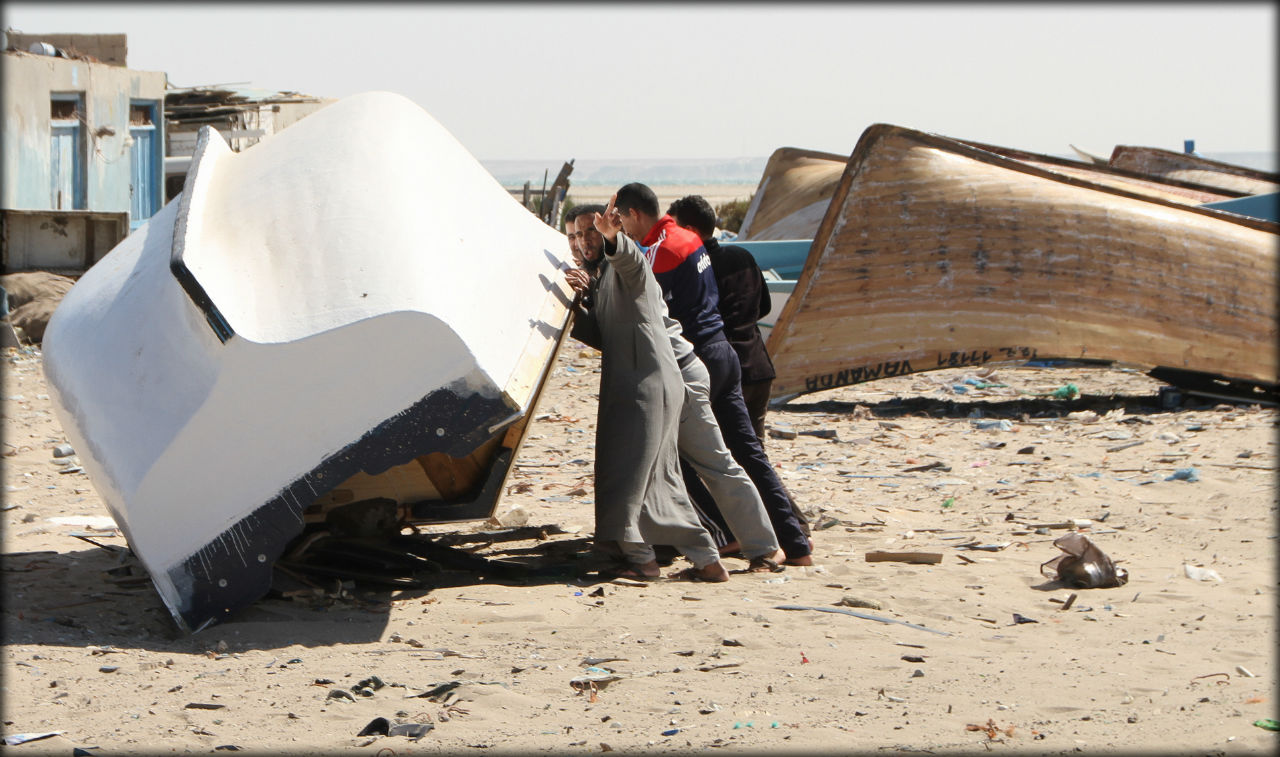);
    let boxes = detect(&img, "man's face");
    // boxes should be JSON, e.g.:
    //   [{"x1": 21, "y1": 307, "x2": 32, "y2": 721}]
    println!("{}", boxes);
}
[
  {"x1": 565, "y1": 216, "x2": 583, "y2": 266},
  {"x1": 573, "y1": 215, "x2": 604, "y2": 264},
  {"x1": 616, "y1": 206, "x2": 648, "y2": 240}
]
